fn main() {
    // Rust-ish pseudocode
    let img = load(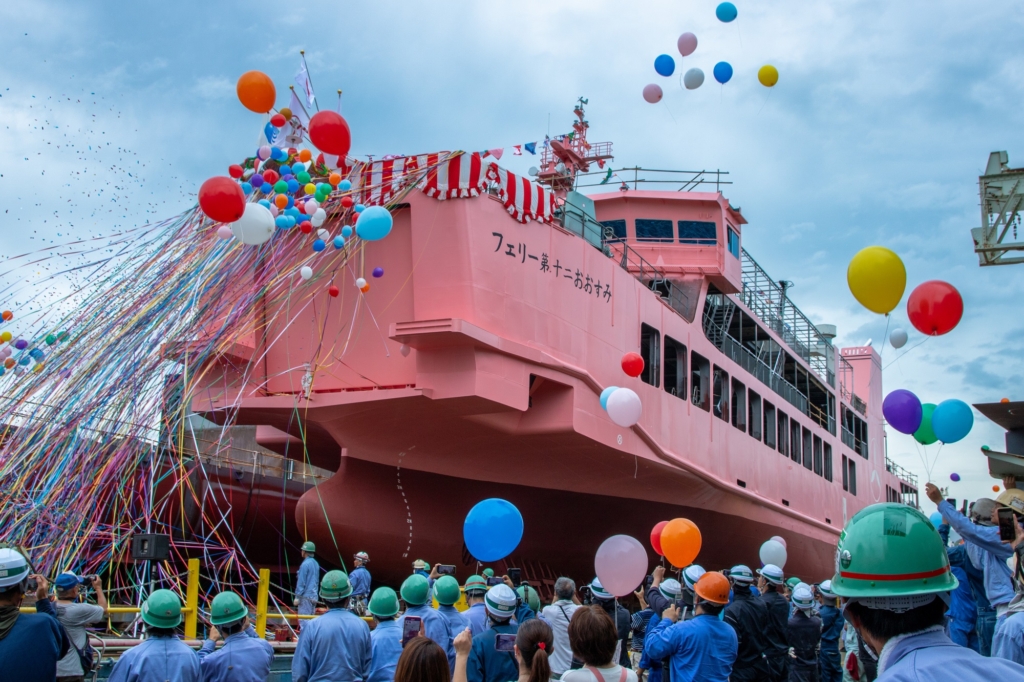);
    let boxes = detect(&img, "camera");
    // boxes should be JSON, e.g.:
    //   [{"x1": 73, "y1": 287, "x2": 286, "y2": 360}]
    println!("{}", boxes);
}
[
  {"x1": 80, "y1": 575, "x2": 99, "y2": 586},
  {"x1": 25, "y1": 578, "x2": 38, "y2": 593},
  {"x1": 579, "y1": 585, "x2": 594, "y2": 605}
]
